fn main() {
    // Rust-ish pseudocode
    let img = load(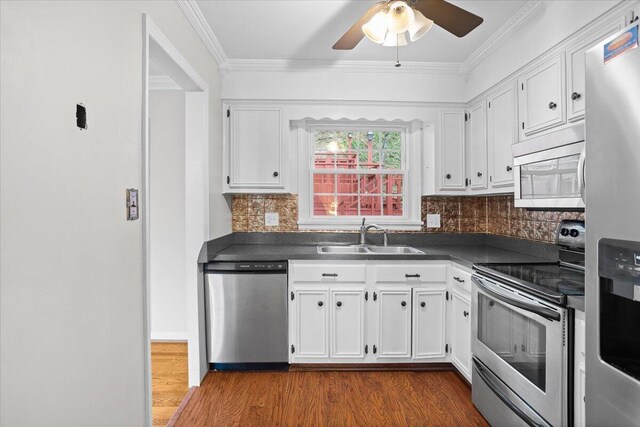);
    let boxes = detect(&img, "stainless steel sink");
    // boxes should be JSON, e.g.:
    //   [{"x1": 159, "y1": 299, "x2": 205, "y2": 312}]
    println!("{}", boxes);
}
[{"x1": 316, "y1": 245, "x2": 424, "y2": 255}]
